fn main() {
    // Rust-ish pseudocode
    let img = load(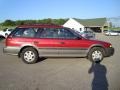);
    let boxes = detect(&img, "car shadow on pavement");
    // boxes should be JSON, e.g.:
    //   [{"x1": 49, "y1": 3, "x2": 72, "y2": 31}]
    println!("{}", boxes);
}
[
  {"x1": 37, "y1": 57, "x2": 47, "y2": 63},
  {"x1": 88, "y1": 62, "x2": 108, "y2": 90}
]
